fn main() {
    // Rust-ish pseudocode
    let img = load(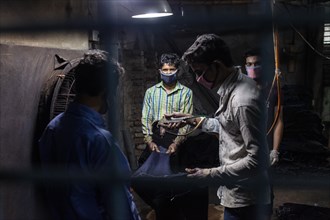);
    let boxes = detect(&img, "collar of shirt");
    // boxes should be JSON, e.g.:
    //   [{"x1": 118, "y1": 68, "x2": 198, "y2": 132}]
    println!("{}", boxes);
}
[
  {"x1": 217, "y1": 67, "x2": 240, "y2": 98},
  {"x1": 215, "y1": 68, "x2": 241, "y2": 116},
  {"x1": 156, "y1": 81, "x2": 184, "y2": 95},
  {"x1": 66, "y1": 102, "x2": 105, "y2": 127}
]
